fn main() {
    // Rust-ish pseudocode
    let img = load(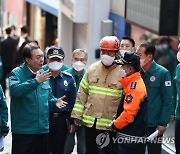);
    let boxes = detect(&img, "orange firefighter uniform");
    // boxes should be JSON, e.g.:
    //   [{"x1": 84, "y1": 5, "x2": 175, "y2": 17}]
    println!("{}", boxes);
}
[{"x1": 112, "y1": 72, "x2": 147, "y2": 136}]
